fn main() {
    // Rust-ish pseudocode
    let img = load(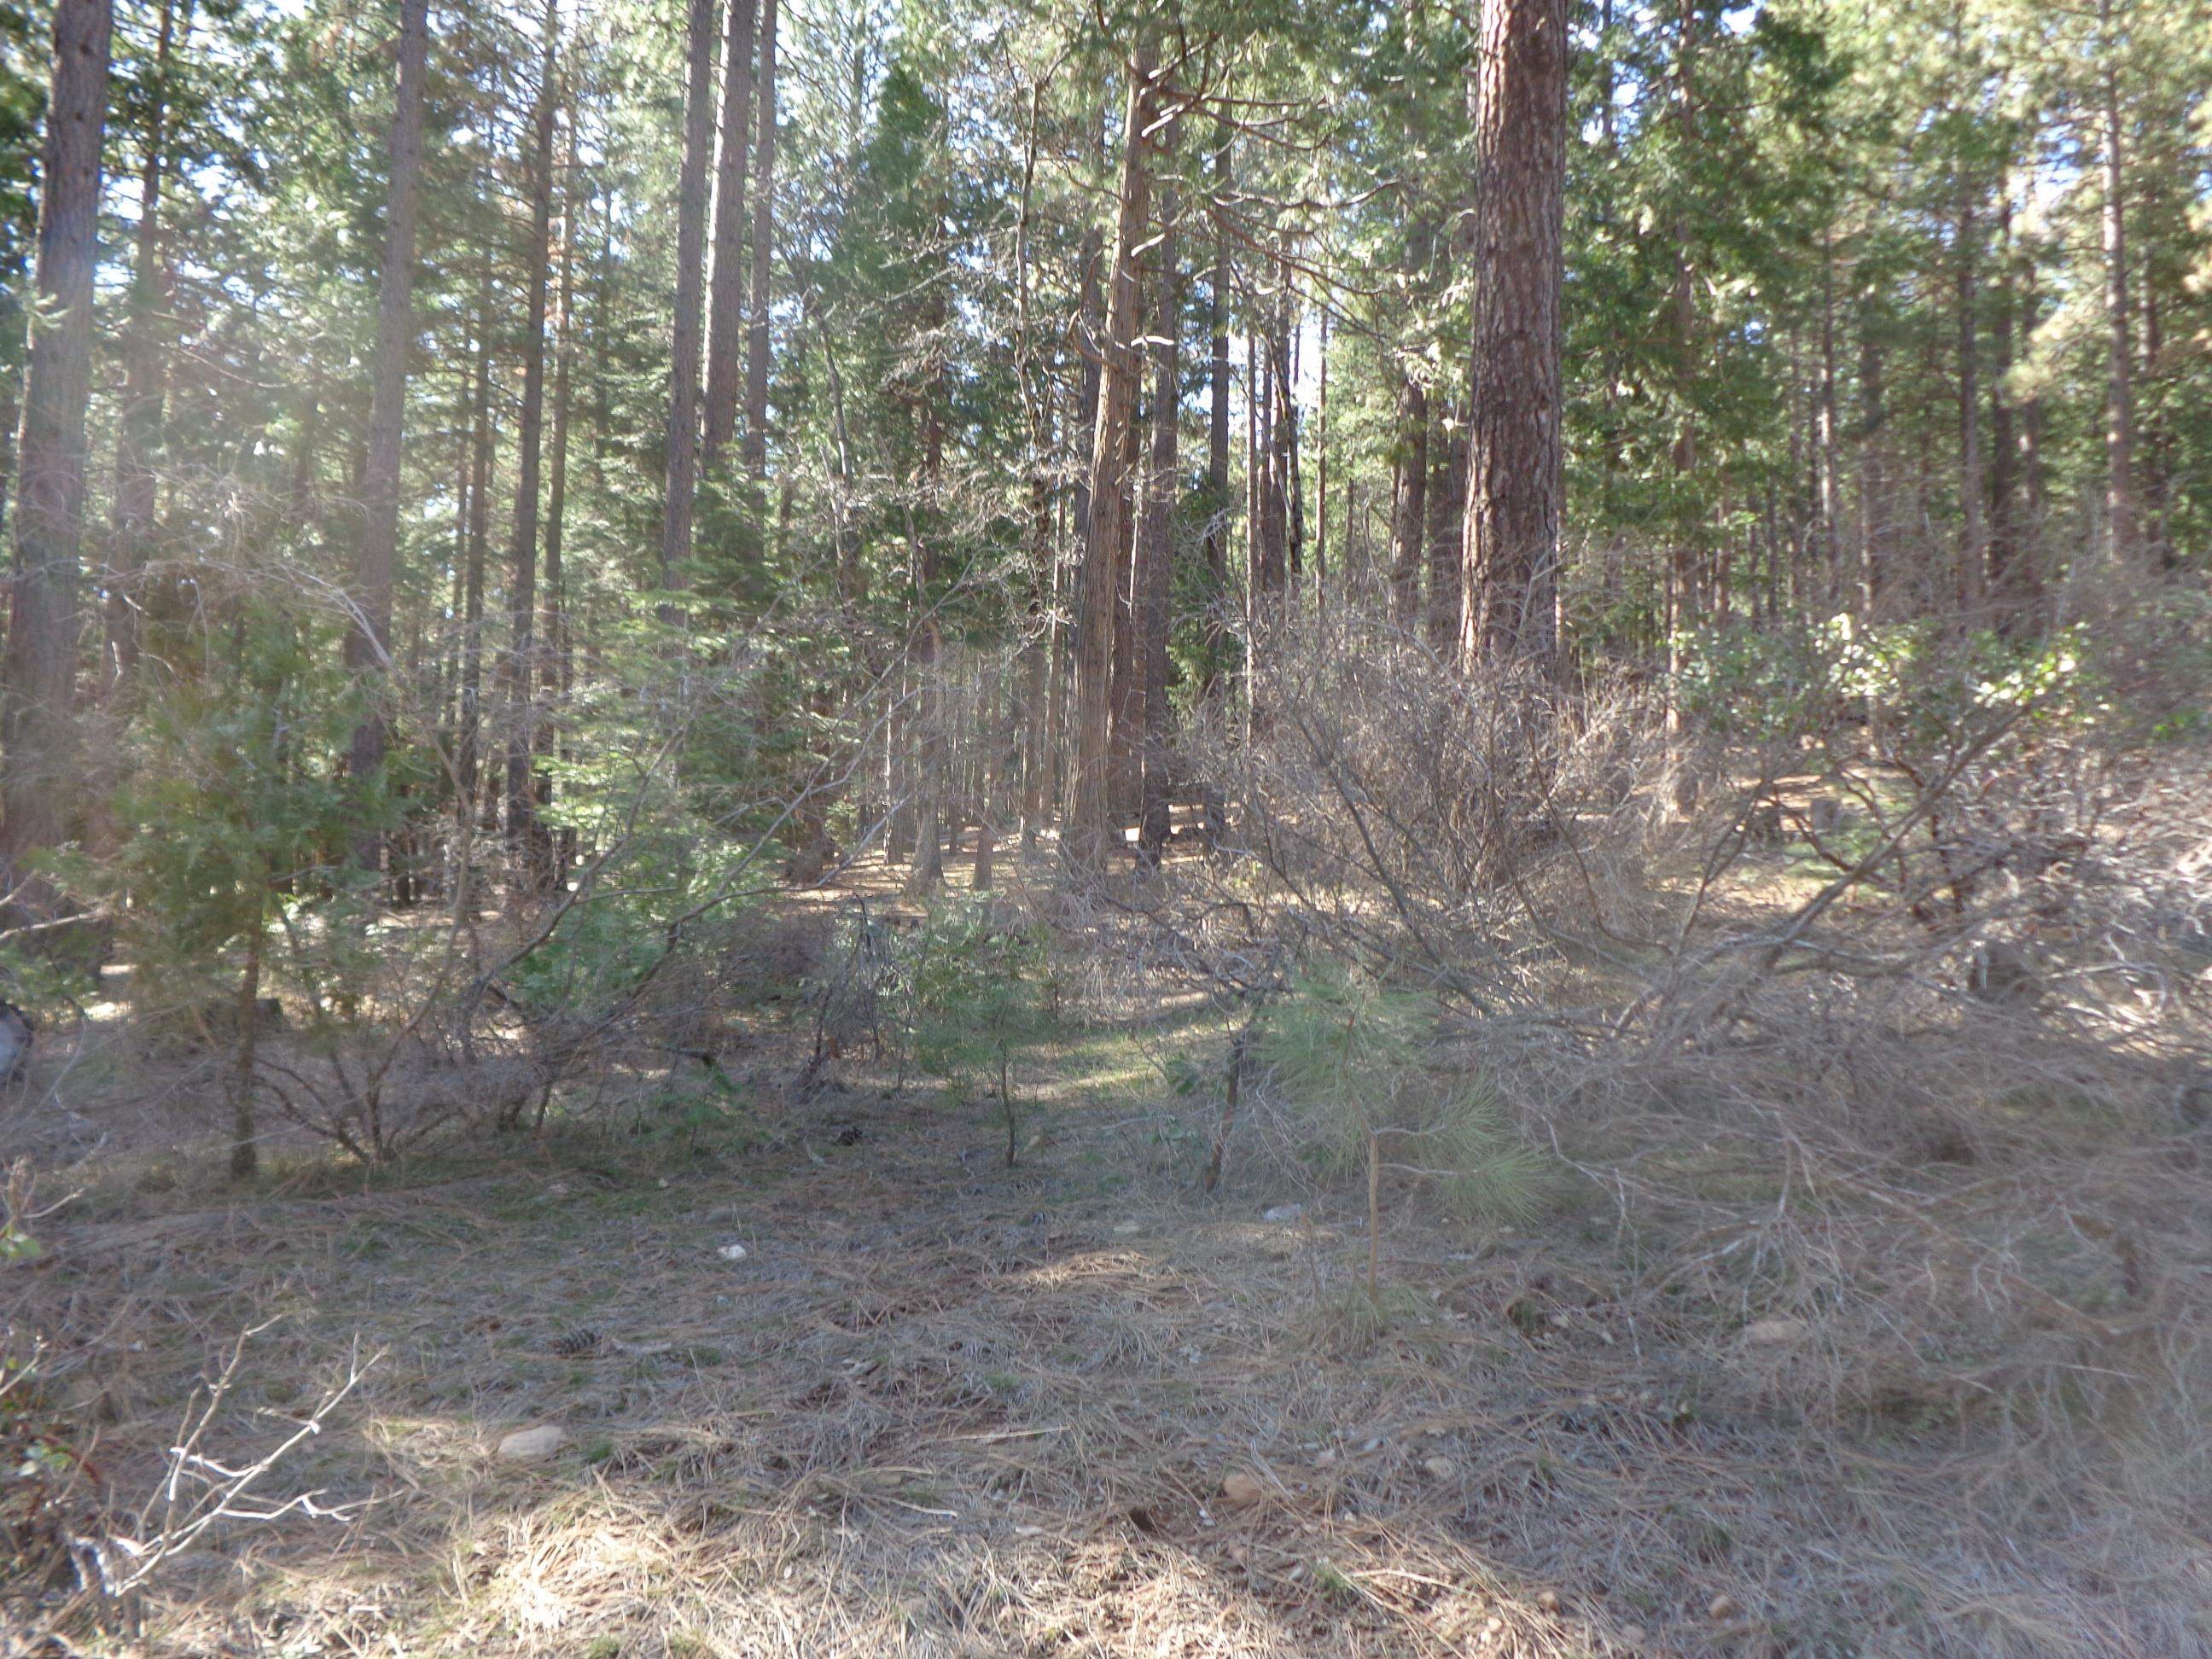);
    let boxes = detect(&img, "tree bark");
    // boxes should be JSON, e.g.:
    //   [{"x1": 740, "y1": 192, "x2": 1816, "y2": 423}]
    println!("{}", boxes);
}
[
  {"x1": 703, "y1": 0, "x2": 756, "y2": 474},
  {"x1": 2096, "y1": 0, "x2": 2136, "y2": 566},
  {"x1": 1956, "y1": 171, "x2": 1987, "y2": 615},
  {"x1": 1137, "y1": 125, "x2": 1182, "y2": 865},
  {"x1": 338, "y1": 0, "x2": 430, "y2": 877},
  {"x1": 739, "y1": 0, "x2": 778, "y2": 486},
  {"x1": 659, "y1": 0, "x2": 718, "y2": 597},
  {"x1": 504, "y1": 0, "x2": 560, "y2": 879},
  {"x1": 0, "y1": 0, "x2": 114, "y2": 897},
  {"x1": 102, "y1": 0, "x2": 189, "y2": 701},
  {"x1": 1460, "y1": 0, "x2": 1568, "y2": 674},
  {"x1": 1066, "y1": 48, "x2": 1156, "y2": 870}
]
